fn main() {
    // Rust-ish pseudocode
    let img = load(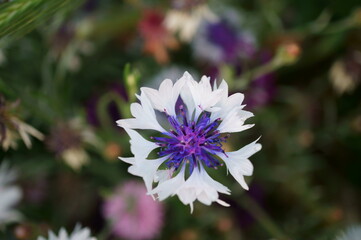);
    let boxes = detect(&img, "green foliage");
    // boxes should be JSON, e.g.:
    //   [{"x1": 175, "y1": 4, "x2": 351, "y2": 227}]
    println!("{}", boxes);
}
[{"x1": 0, "y1": 0, "x2": 84, "y2": 40}]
